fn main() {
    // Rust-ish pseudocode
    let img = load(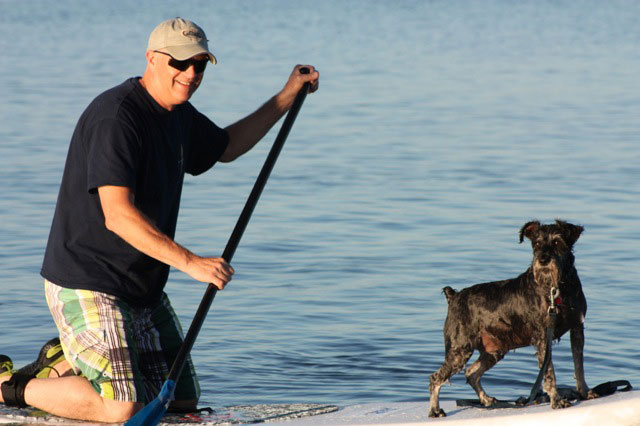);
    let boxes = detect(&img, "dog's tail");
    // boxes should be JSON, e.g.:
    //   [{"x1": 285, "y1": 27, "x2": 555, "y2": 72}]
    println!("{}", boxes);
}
[{"x1": 442, "y1": 286, "x2": 457, "y2": 304}]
